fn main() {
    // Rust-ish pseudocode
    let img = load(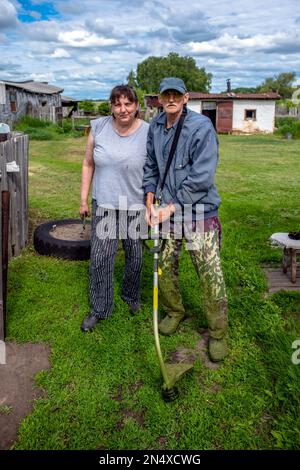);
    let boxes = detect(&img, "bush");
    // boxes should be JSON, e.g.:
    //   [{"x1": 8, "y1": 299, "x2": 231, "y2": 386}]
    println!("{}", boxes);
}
[
  {"x1": 78, "y1": 100, "x2": 95, "y2": 114},
  {"x1": 13, "y1": 116, "x2": 84, "y2": 140},
  {"x1": 98, "y1": 101, "x2": 110, "y2": 116},
  {"x1": 275, "y1": 116, "x2": 300, "y2": 139}
]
